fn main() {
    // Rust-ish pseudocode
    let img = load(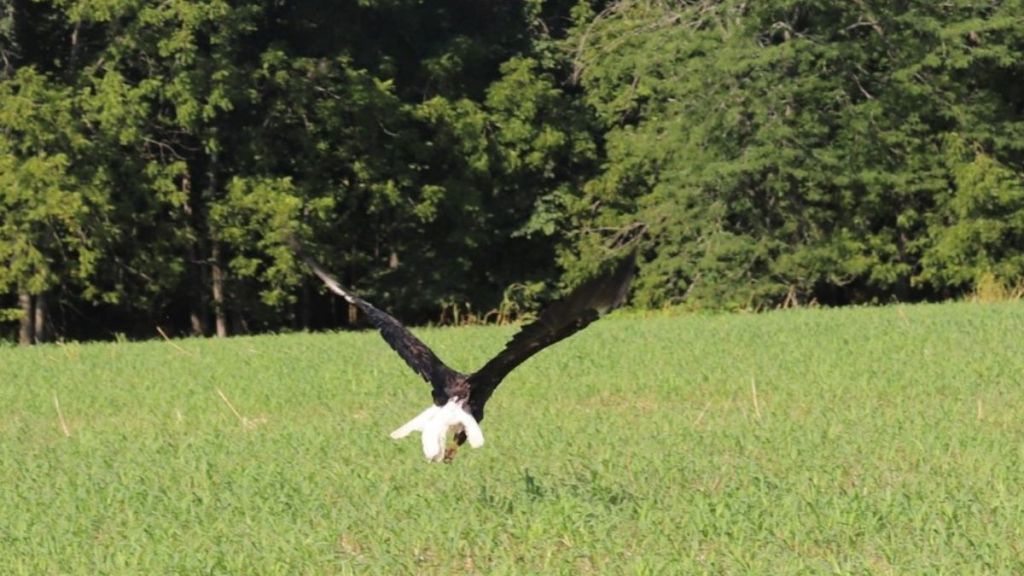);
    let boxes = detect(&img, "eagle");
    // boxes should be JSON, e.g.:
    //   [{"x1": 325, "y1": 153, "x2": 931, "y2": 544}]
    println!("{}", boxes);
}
[{"x1": 296, "y1": 247, "x2": 636, "y2": 462}]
